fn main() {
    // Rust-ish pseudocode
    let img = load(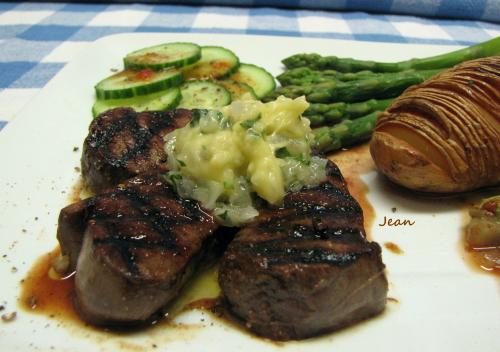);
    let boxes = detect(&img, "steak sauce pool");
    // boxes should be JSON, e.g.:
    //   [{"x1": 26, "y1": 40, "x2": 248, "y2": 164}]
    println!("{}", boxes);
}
[
  {"x1": 20, "y1": 248, "x2": 79, "y2": 323},
  {"x1": 19, "y1": 248, "x2": 223, "y2": 326},
  {"x1": 19, "y1": 144, "x2": 378, "y2": 336}
]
